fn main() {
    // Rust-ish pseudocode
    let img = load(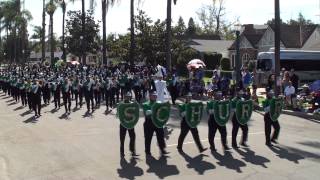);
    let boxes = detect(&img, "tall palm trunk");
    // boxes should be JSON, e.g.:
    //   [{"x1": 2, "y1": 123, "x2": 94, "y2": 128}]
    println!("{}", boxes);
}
[
  {"x1": 129, "y1": 0, "x2": 135, "y2": 65},
  {"x1": 50, "y1": 10, "x2": 54, "y2": 64},
  {"x1": 81, "y1": 0, "x2": 86, "y2": 64},
  {"x1": 41, "y1": 0, "x2": 46, "y2": 63},
  {"x1": 102, "y1": 0, "x2": 107, "y2": 65},
  {"x1": 165, "y1": 0, "x2": 172, "y2": 71},
  {"x1": 62, "y1": 1, "x2": 66, "y2": 61}
]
